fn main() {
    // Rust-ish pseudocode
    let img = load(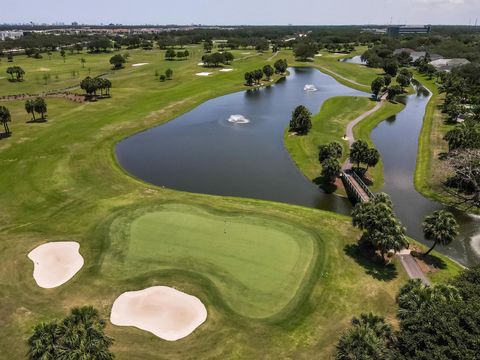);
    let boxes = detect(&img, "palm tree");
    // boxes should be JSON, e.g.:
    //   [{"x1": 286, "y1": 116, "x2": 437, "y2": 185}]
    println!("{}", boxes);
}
[
  {"x1": 33, "y1": 98, "x2": 47, "y2": 120},
  {"x1": 336, "y1": 313, "x2": 395, "y2": 360},
  {"x1": 103, "y1": 79, "x2": 112, "y2": 96},
  {"x1": 27, "y1": 306, "x2": 114, "y2": 360},
  {"x1": 397, "y1": 279, "x2": 461, "y2": 320},
  {"x1": 0, "y1": 105, "x2": 12, "y2": 134},
  {"x1": 25, "y1": 99, "x2": 36, "y2": 122},
  {"x1": 321, "y1": 157, "x2": 341, "y2": 183},
  {"x1": 27, "y1": 322, "x2": 61, "y2": 360},
  {"x1": 6, "y1": 67, "x2": 15, "y2": 80},
  {"x1": 422, "y1": 210, "x2": 459, "y2": 256}
]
